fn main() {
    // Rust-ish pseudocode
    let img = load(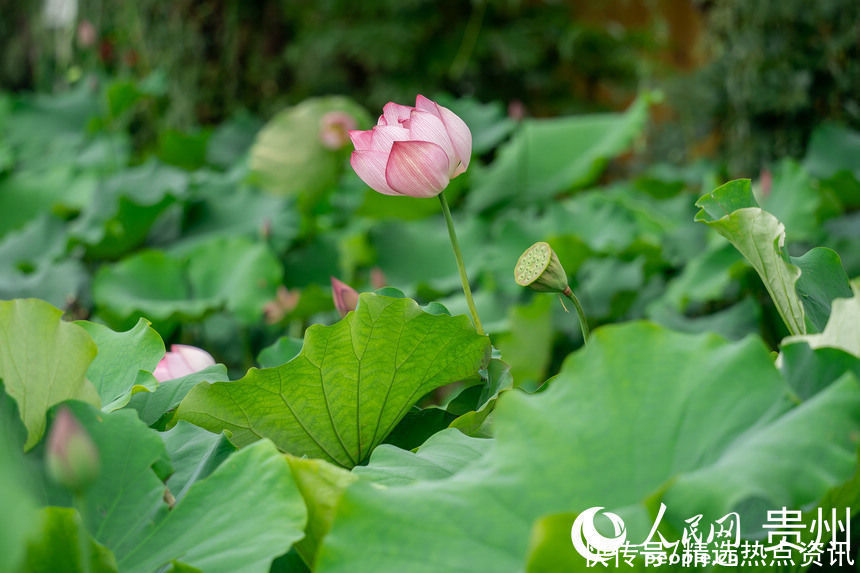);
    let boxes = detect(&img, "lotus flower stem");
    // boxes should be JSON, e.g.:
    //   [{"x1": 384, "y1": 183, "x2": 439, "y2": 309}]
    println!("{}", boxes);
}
[
  {"x1": 439, "y1": 192, "x2": 484, "y2": 335},
  {"x1": 562, "y1": 286, "x2": 590, "y2": 343}
]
